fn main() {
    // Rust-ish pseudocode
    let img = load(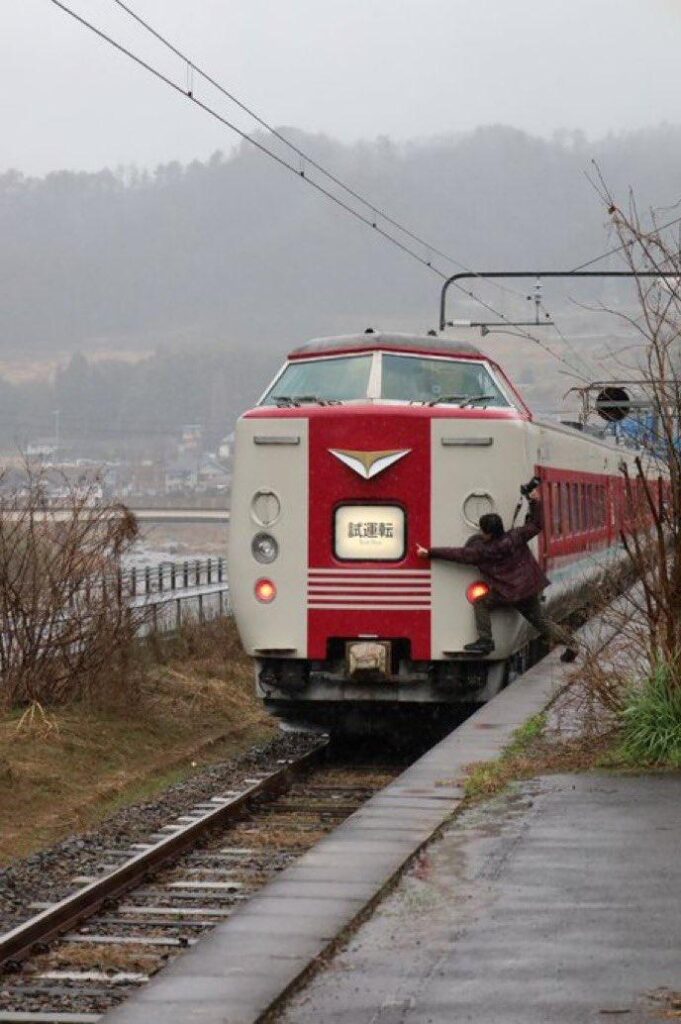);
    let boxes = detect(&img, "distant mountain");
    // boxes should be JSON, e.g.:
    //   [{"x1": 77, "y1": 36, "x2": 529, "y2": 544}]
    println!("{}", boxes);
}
[
  {"x1": 2, "y1": 124, "x2": 679, "y2": 356},
  {"x1": 0, "y1": 124, "x2": 678, "y2": 445}
]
